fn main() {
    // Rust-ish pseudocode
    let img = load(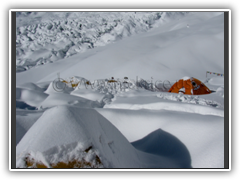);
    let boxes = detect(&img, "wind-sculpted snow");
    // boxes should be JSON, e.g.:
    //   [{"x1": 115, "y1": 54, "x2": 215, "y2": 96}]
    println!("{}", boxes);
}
[
  {"x1": 16, "y1": 12, "x2": 188, "y2": 72},
  {"x1": 15, "y1": 75, "x2": 224, "y2": 168},
  {"x1": 15, "y1": 12, "x2": 225, "y2": 169},
  {"x1": 16, "y1": 105, "x2": 190, "y2": 168}
]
